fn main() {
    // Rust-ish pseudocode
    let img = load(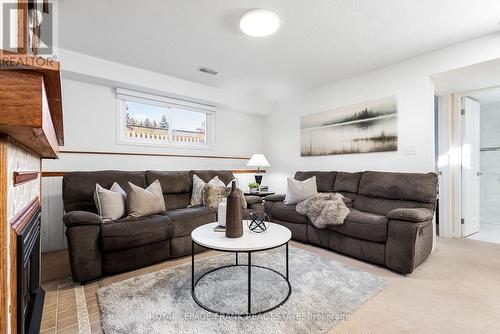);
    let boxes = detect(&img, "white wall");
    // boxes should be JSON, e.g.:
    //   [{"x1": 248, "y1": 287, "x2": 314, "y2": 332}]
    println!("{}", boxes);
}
[
  {"x1": 263, "y1": 32, "x2": 500, "y2": 193},
  {"x1": 41, "y1": 61, "x2": 266, "y2": 252},
  {"x1": 43, "y1": 79, "x2": 264, "y2": 167},
  {"x1": 480, "y1": 102, "x2": 500, "y2": 224}
]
